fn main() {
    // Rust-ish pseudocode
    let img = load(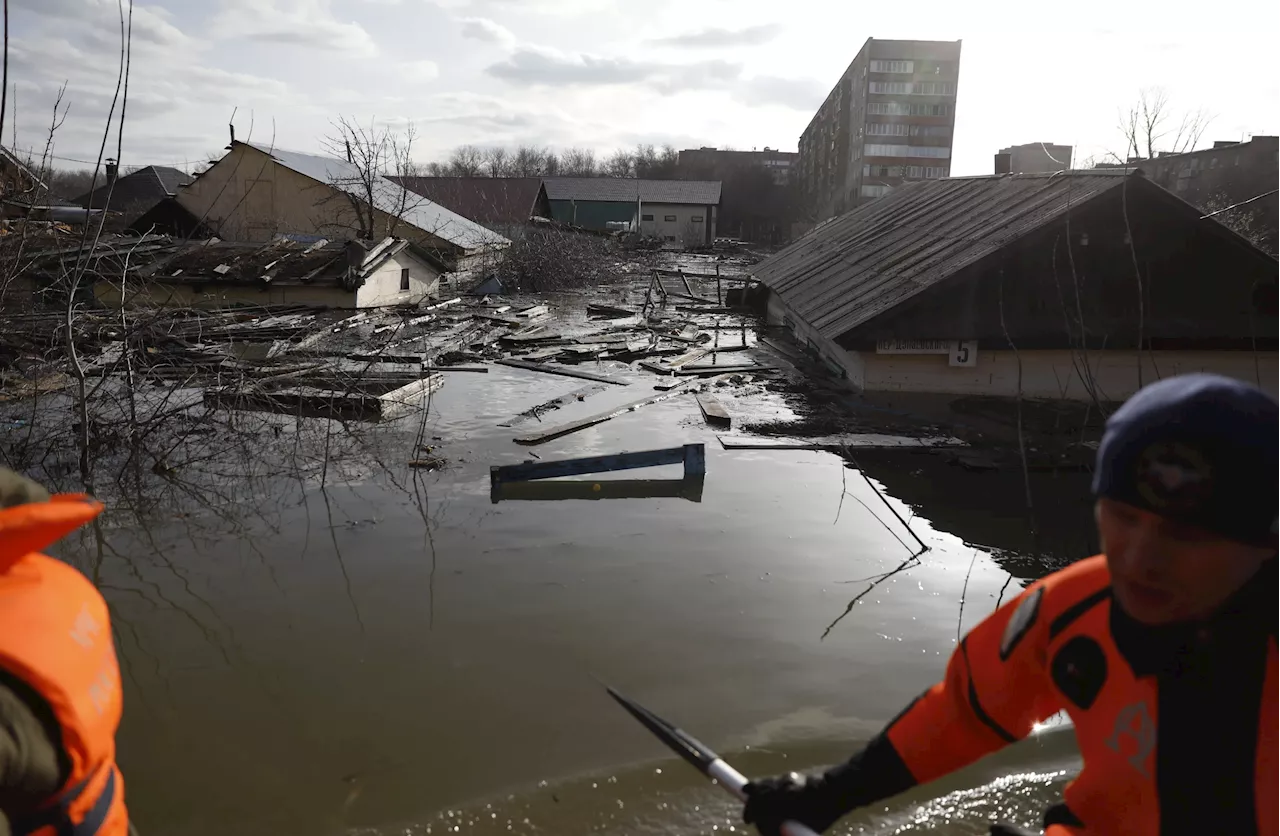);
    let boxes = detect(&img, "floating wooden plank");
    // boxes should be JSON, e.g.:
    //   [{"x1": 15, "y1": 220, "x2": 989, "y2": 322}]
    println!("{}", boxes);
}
[
  {"x1": 519, "y1": 347, "x2": 565, "y2": 362},
  {"x1": 587, "y1": 303, "x2": 637, "y2": 318},
  {"x1": 515, "y1": 304, "x2": 550, "y2": 318},
  {"x1": 715, "y1": 433, "x2": 968, "y2": 450},
  {"x1": 639, "y1": 346, "x2": 710, "y2": 376},
  {"x1": 696, "y1": 394, "x2": 731, "y2": 428},
  {"x1": 499, "y1": 383, "x2": 609, "y2": 427},
  {"x1": 491, "y1": 476, "x2": 704, "y2": 504},
  {"x1": 492, "y1": 443, "x2": 705, "y2": 484},
  {"x1": 347, "y1": 353, "x2": 423, "y2": 363},
  {"x1": 472, "y1": 312, "x2": 522, "y2": 326},
  {"x1": 423, "y1": 365, "x2": 489, "y2": 373},
  {"x1": 514, "y1": 382, "x2": 699, "y2": 445},
  {"x1": 674, "y1": 363, "x2": 776, "y2": 376},
  {"x1": 495, "y1": 358, "x2": 625, "y2": 385}
]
